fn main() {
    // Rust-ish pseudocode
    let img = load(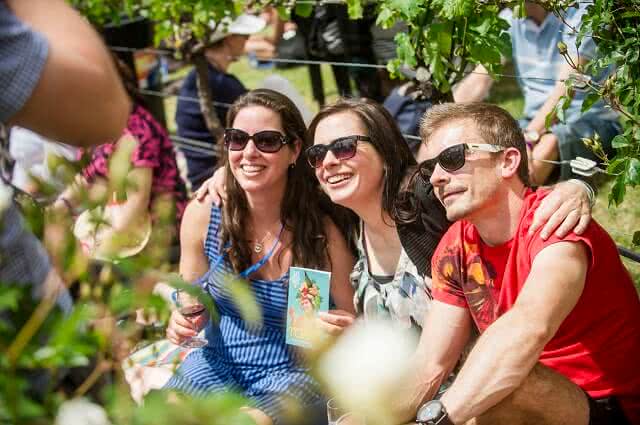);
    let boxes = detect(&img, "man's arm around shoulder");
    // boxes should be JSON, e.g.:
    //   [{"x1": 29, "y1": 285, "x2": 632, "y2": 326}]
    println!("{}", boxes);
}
[{"x1": 439, "y1": 241, "x2": 588, "y2": 424}]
